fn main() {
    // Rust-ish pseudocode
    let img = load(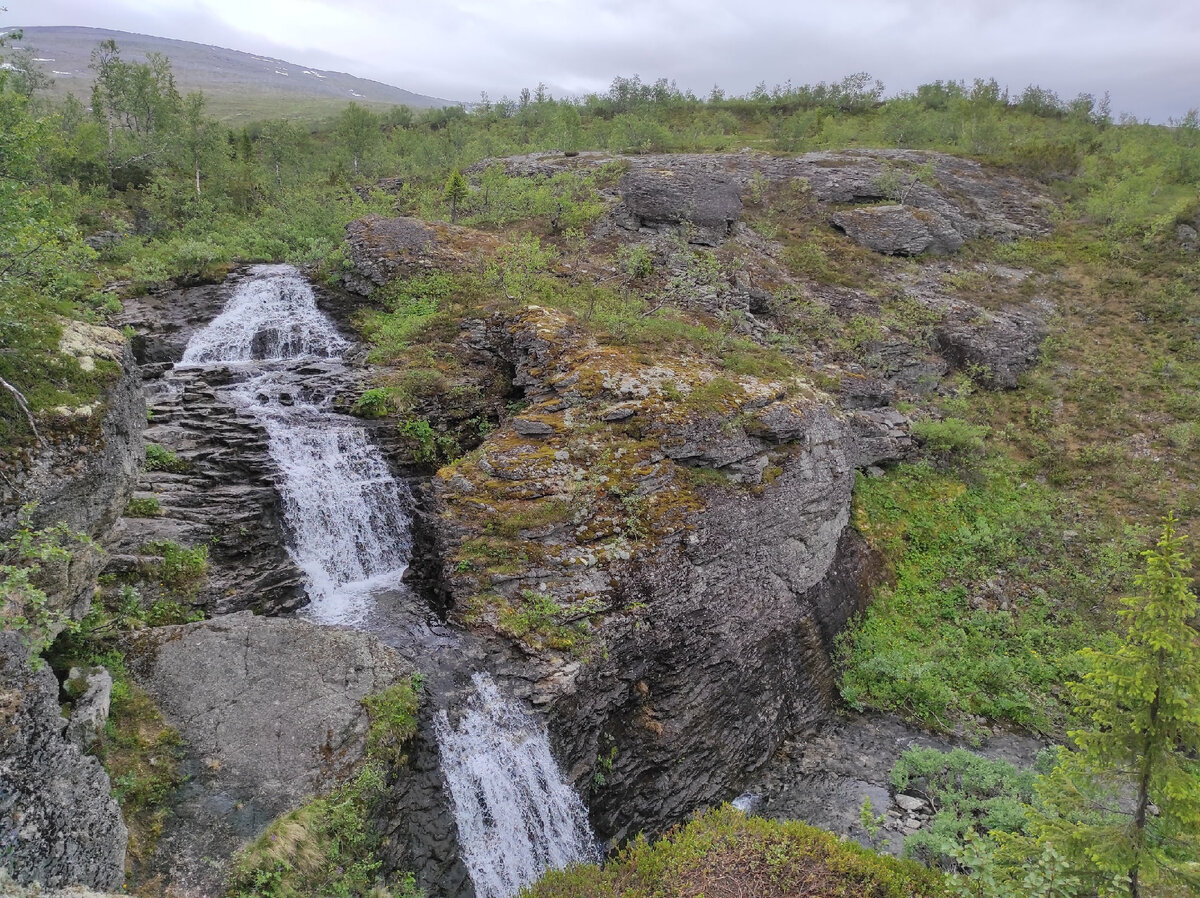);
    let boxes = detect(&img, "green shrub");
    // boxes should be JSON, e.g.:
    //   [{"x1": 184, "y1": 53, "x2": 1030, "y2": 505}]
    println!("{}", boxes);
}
[
  {"x1": 910, "y1": 418, "x2": 990, "y2": 455},
  {"x1": 0, "y1": 509, "x2": 93, "y2": 661},
  {"x1": 144, "y1": 443, "x2": 189, "y2": 473},
  {"x1": 350, "y1": 387, "x2": 393, "y2": 419},
  {"x1": 124, "y1": 496, "x2": 161, "y2": 517},
  {"x1": 889, "y1": 747, "x2": 1044, "y2": 869},
  {"x1": 142, "y1": 540, "x2": 209, "y2": 592},
  {"x1": 617, "y1": 244, "x2": 654, "y2": 279}
]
